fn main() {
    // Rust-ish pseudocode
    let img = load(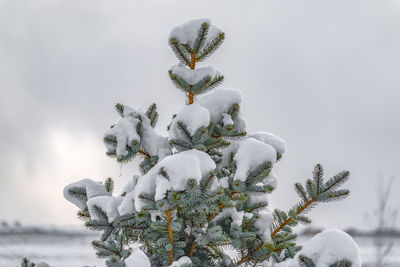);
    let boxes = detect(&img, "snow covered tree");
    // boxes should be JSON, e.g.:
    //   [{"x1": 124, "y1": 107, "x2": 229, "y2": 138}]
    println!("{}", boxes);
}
[{"x1": 63, "y1": 19, "x2": 361, "y2": 267}]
